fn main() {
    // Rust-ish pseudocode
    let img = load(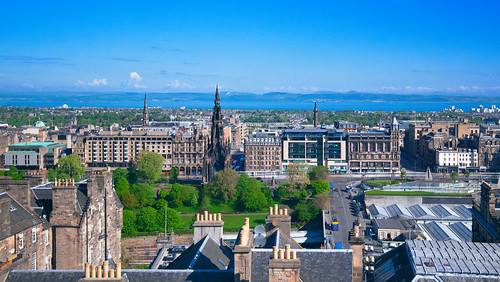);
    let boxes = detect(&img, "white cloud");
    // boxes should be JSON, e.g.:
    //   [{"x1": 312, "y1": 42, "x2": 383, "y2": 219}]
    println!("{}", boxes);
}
[
  {"x1": 165, "y1": 79, "x2": 194, "y2": 89},
  {"x1": 74, "y1": 78, "x2": 108, "y2": 87},
  {"x1": 22, "y1": 83, "x2": 35, "y2": 88},
  {"x1": 129, "y1": 72, "x2": 142, "y2": 82},
  {"x1": 89, "y1": 78, "x2": 108, "y2": 86},
  {"x1": 126, "y1": 72, "x2": 145, "y2": 88},
  {"x1": 0, "y1": 73, "x2": 5, "y2": 77}
]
